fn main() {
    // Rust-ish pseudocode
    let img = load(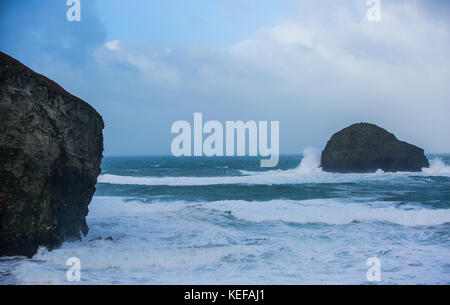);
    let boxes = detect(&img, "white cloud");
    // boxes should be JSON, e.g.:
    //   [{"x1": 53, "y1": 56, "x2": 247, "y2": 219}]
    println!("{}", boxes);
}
[
  {"x1": 83, "y1": 0, "x2": 449, "y2": 154},
  {"x1": 105, "y1": 40, "x2": 120, "y2": 51},
  {"x1": 126, "y1": 53, "x2": 179, "y2": 85}
]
